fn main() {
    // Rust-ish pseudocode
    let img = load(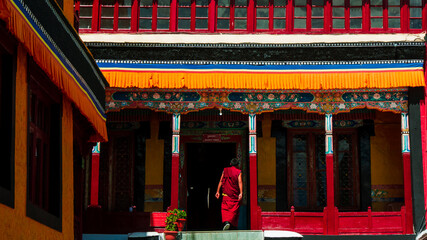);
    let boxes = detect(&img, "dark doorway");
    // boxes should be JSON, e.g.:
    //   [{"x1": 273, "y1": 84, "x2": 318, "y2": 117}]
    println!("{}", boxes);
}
[{"x1": 186, "y1": 143, "x2": 236, "y2": 230}]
